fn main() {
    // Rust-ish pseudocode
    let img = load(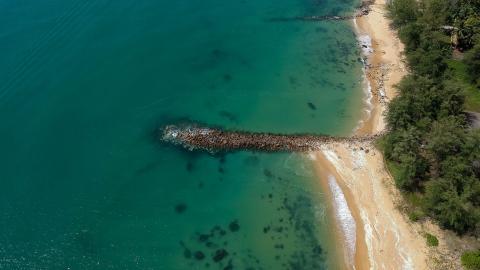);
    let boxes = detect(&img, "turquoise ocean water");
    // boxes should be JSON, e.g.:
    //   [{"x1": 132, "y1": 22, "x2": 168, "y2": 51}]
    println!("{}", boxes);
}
[{"x1": 0, "y1": 0, "x2": 364, "y2": 269}]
